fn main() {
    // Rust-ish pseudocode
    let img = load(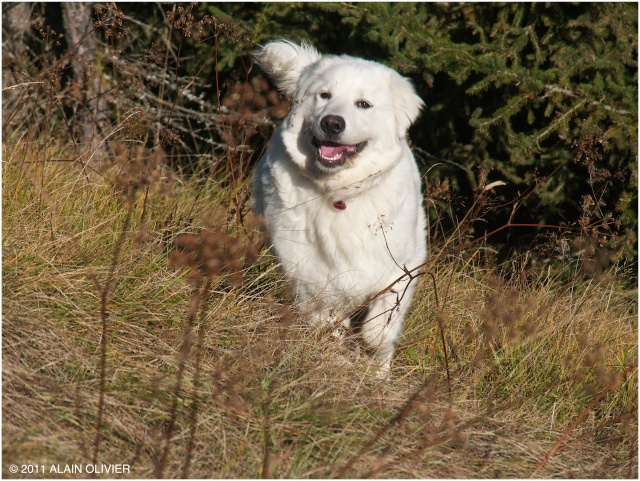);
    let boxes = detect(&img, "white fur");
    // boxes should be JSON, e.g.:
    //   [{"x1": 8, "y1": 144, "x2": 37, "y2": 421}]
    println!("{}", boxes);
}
[{"x1": 252, "y1": 41, "x2": 427, "y2": 375}]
